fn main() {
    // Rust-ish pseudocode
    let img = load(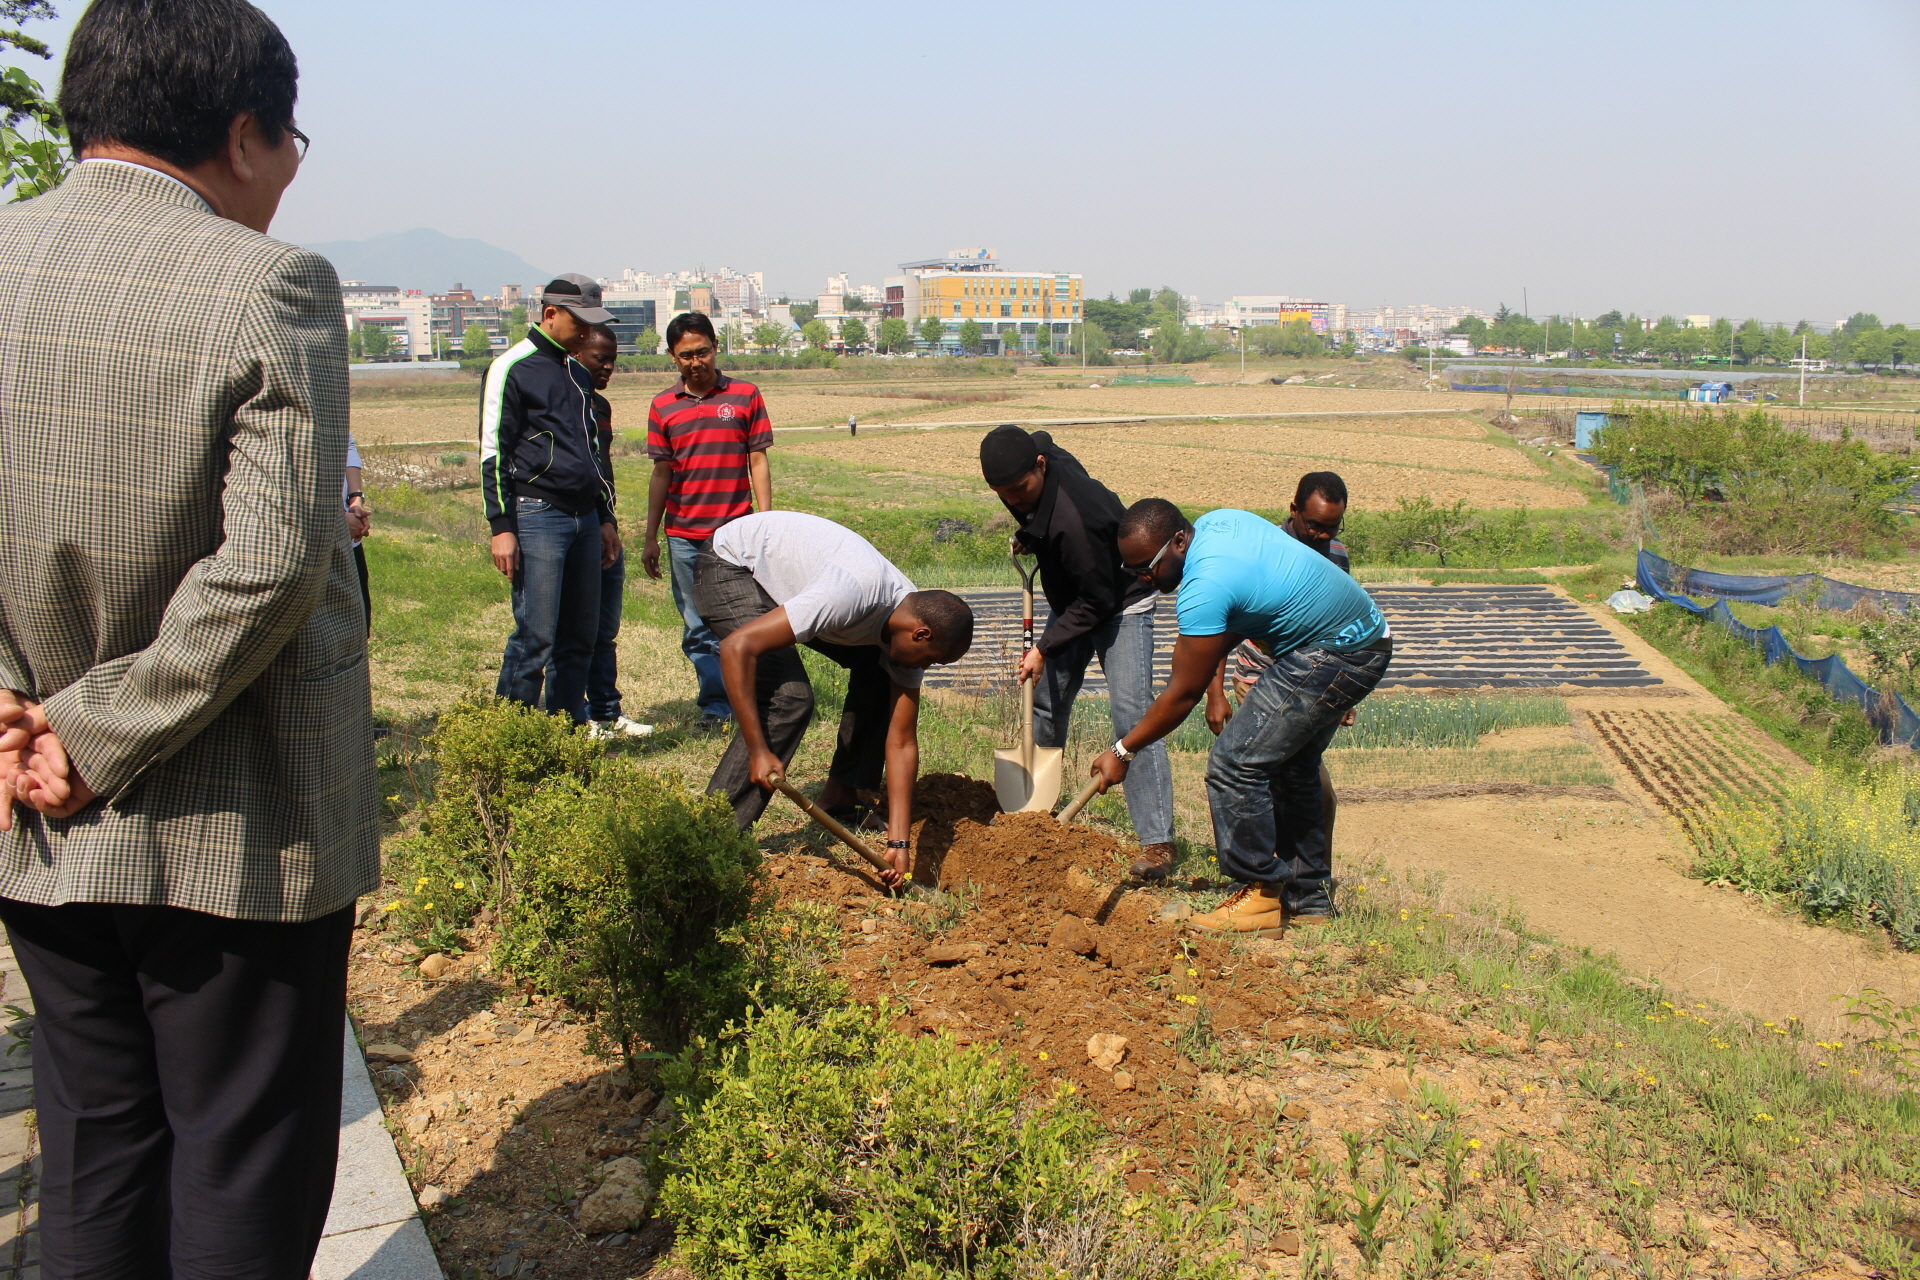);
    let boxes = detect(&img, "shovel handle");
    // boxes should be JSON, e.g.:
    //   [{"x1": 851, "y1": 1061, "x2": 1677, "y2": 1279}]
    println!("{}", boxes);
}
[
  {"x1": 1057, "y1": 775, "x2": 1105, "y2": 826},
  {"x1": 769, "y1": 776, "x2": 896, "y2": 878}
]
